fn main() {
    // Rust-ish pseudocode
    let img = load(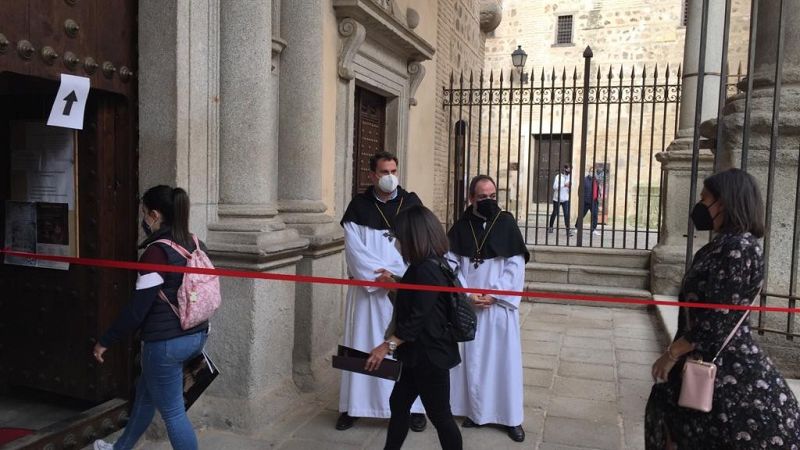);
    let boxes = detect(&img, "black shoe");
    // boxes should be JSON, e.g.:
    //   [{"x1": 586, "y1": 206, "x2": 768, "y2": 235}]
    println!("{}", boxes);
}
[
  {"x1": 507, "y1": 425, "x2": 525, "y2": 442},
  {"x1": 409, "y1": 413, "x2": 427, "y2": 432},
  {"x1": 462, "y1": 417, "x2": 480, "y2": 428},
  {"x1": 335, "y1": 412, "x2": 357, "y2": 430}
]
